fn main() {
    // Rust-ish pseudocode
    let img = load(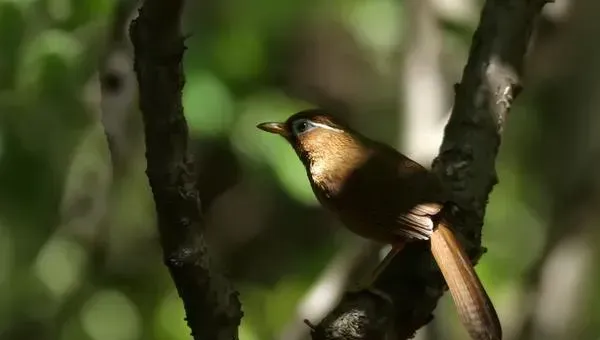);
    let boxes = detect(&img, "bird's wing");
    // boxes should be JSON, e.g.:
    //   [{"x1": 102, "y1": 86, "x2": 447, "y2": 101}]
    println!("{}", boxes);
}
[
  {"x1": 380, "y1": 147, "x2": 446, "y2": 240},
  {"x1": 393, "y1": 202, "x2": 443, "y2": 240},
  {"x1": 327, "y1": 142, "x2": 447, "y2": 242}
]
